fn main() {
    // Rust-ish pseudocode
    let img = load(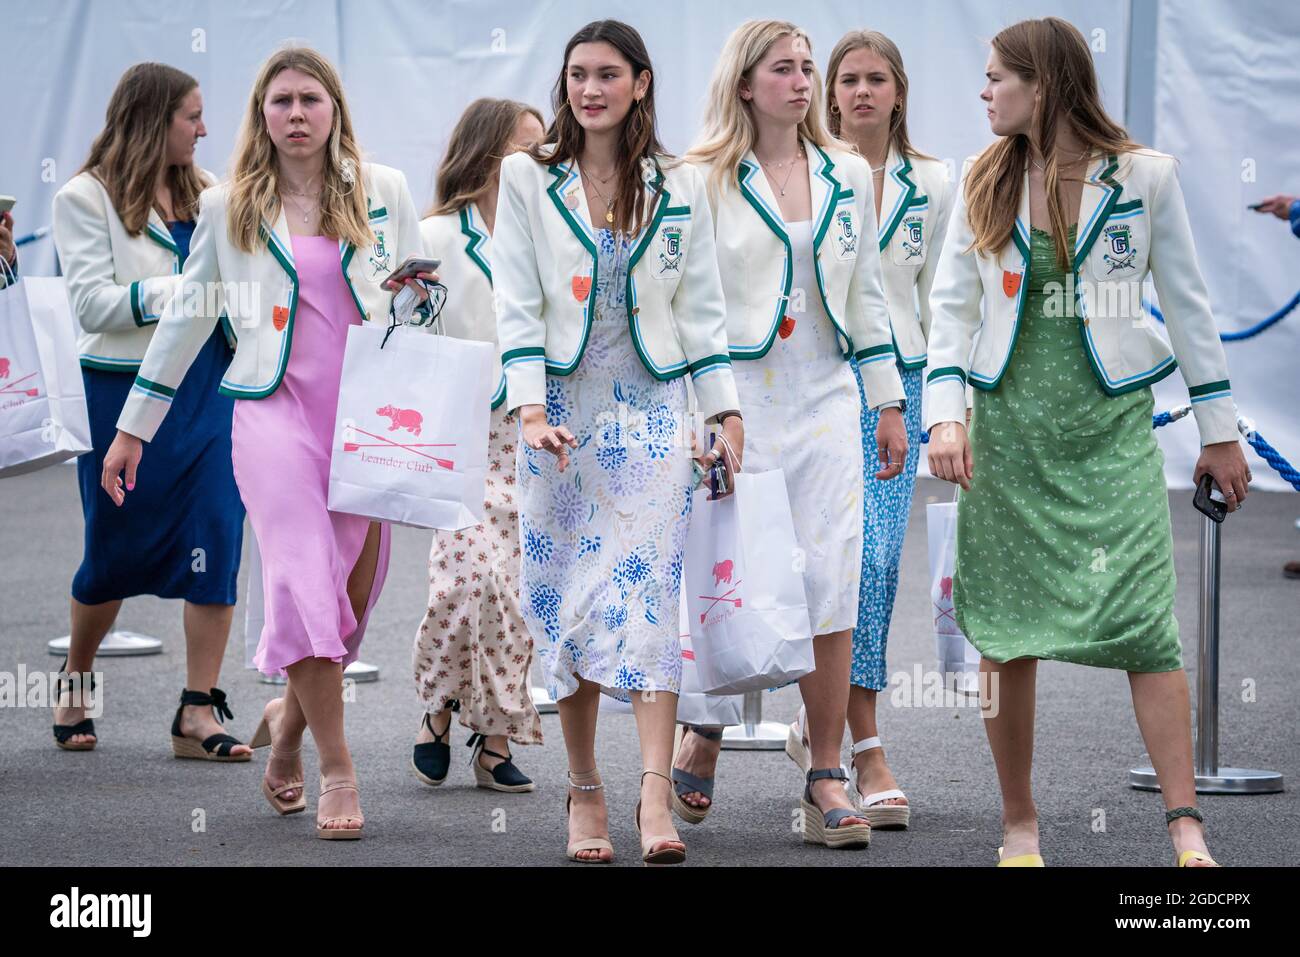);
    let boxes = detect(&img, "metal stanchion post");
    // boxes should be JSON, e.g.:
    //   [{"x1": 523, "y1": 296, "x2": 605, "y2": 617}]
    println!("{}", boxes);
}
[
  {"x1": 531, "y1": 685, "x2": 558, "y2": 714},
  {"x1": 1130, "y1": 478, "x2": 1284, "y2": 794},
  {"x1": 48, "y1": 631, "x2": 162, "y2": 657},
  {"x1": 720, "y1": 689, "x2": 787, "y2": 750}
]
